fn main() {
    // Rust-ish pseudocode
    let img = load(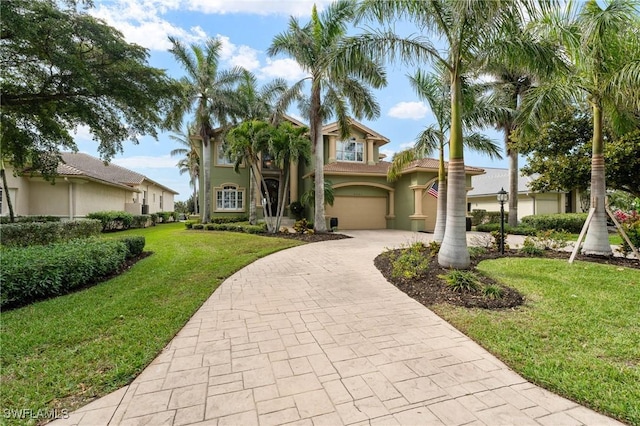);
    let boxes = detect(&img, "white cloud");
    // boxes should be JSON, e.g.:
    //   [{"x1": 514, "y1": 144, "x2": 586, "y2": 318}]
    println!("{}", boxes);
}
[
  {"x1": 216, "y1": 35, "x2": 261, "y2": 71},
  {"x1": 73, "y1": 125, "x2": 93, "y2": 142},
  {"x1": 388, "y1": 101, "x2": 430, "y2": 120},
  {"x1": 260, "y1": 58, "x2": 308, "y2": 81},
  {"x1": 112, "y1": 155, "x2": 179, "y2": 169},
  {"x1": 91, "y1": 1, "x2": 207, "y2": 51},
  {"x1": 187, "y1": 0, "x2": 333, "y2": 16}
]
